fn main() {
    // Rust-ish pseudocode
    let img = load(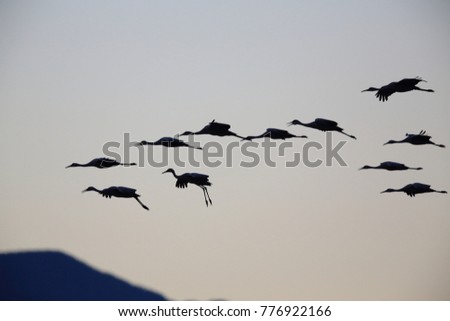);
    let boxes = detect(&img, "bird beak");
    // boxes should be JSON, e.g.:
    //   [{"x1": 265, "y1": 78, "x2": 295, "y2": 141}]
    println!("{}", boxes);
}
[
  {"x1": 65, "y1": 165, "x2": 71, "y2": 168},
  {"x1": 162, "y1": 170, "x2": 168, "y2": 174},
  {"x1": 287, "y1": 122, "x2": 293, "y2": 126},
  {"x1": 82, "y1": 188, "x2": 88, "y2": 193}
]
